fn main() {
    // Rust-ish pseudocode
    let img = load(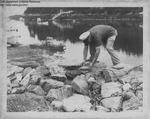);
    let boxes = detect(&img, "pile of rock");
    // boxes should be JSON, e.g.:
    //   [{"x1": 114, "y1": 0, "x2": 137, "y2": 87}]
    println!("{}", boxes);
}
[{"x1": 7, "y1": 57, "x2": 143, "y2": 112}]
